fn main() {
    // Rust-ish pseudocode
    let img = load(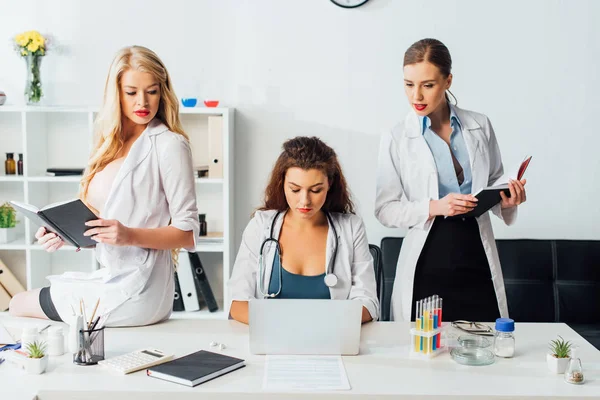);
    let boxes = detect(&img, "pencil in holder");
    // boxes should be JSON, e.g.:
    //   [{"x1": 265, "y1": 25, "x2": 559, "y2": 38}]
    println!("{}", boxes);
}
[{"x1": 73, "y1": 326, "x2": 105, "y2": 365}]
